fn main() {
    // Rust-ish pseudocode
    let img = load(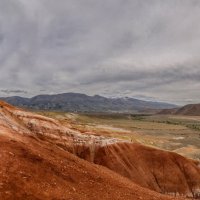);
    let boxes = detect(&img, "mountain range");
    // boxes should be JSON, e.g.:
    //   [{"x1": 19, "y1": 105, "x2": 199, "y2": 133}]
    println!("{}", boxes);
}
[{"x1": 0, "y1": 93, "x2": 177, "y2": 113}]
